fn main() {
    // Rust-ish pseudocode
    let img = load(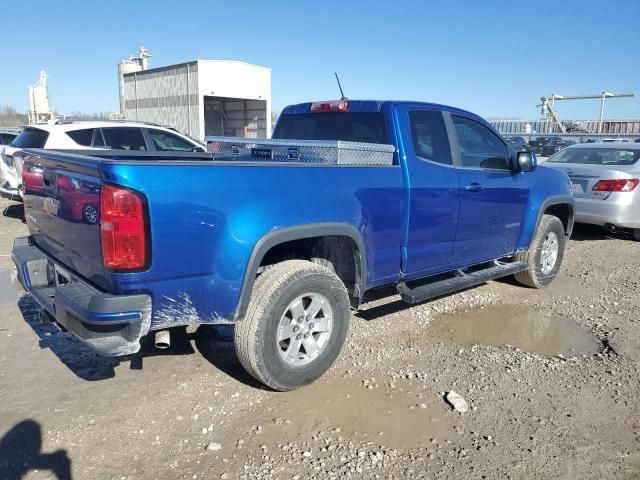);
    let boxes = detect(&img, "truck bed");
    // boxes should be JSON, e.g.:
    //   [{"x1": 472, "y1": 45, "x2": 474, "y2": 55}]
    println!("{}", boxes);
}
[{"x1": 18, "y1": 144, "x2": 403, "y2": 332}]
